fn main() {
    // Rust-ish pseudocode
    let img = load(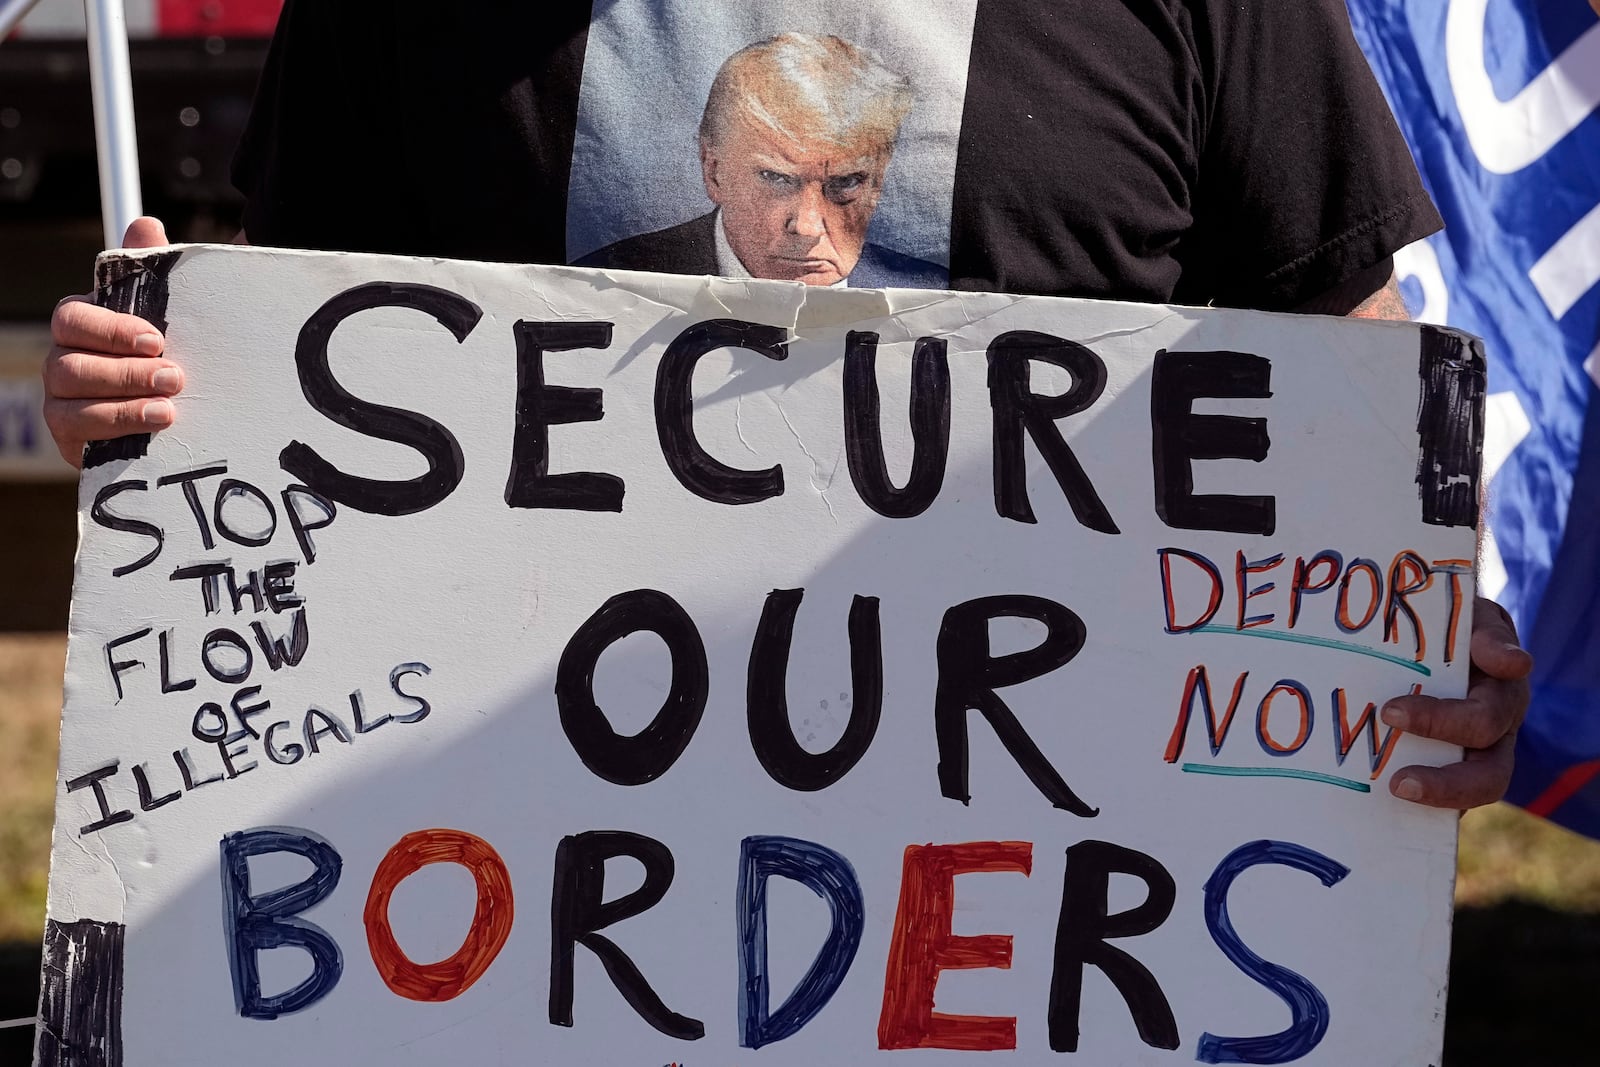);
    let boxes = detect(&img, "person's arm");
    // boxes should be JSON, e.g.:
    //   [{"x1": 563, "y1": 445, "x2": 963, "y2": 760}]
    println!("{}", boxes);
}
[
  {"x1": 43, "y1": 217, "x2": 187, "y2": 466},
  {"x1": 1293, "y1": 262, "x2": 1534, "y2": 811},
  {"x1": 1295, "y1": 257, "x2": 1408, "y2": 319},
  {"x1": 43, "y1": 220, "x2": 249, "y2": 467}
]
